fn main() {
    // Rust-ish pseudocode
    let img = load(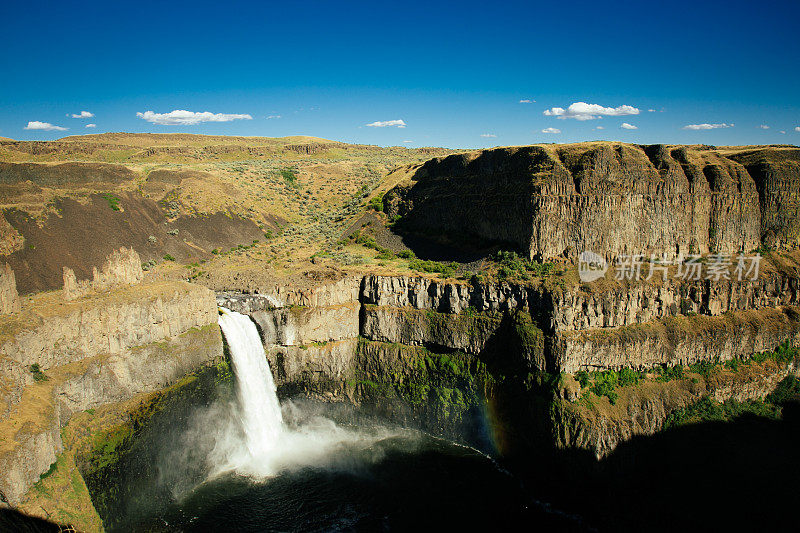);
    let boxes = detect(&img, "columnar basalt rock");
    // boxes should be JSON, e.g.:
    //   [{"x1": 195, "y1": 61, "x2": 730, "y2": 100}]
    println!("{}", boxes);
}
[
  {"x1": 384, "y1": 143, "x2": 799, "y2": 260},
  {"x1": 553, "y1": 306, "x2": 800, "y2": 372}
]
